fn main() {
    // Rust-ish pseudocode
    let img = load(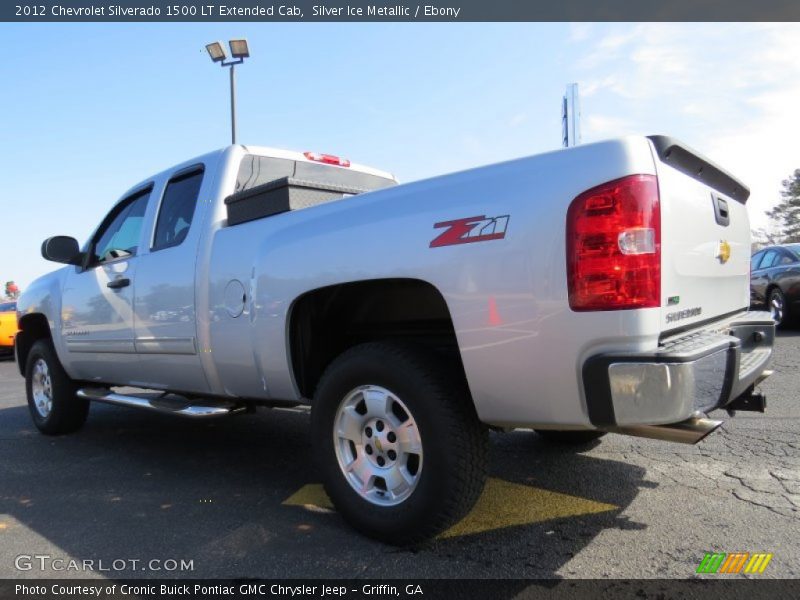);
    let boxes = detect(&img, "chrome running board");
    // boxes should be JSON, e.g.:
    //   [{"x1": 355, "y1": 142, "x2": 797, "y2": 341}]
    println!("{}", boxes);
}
[{"x1": 77, "y1": 387, "x2": 246, "y2": 418}]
